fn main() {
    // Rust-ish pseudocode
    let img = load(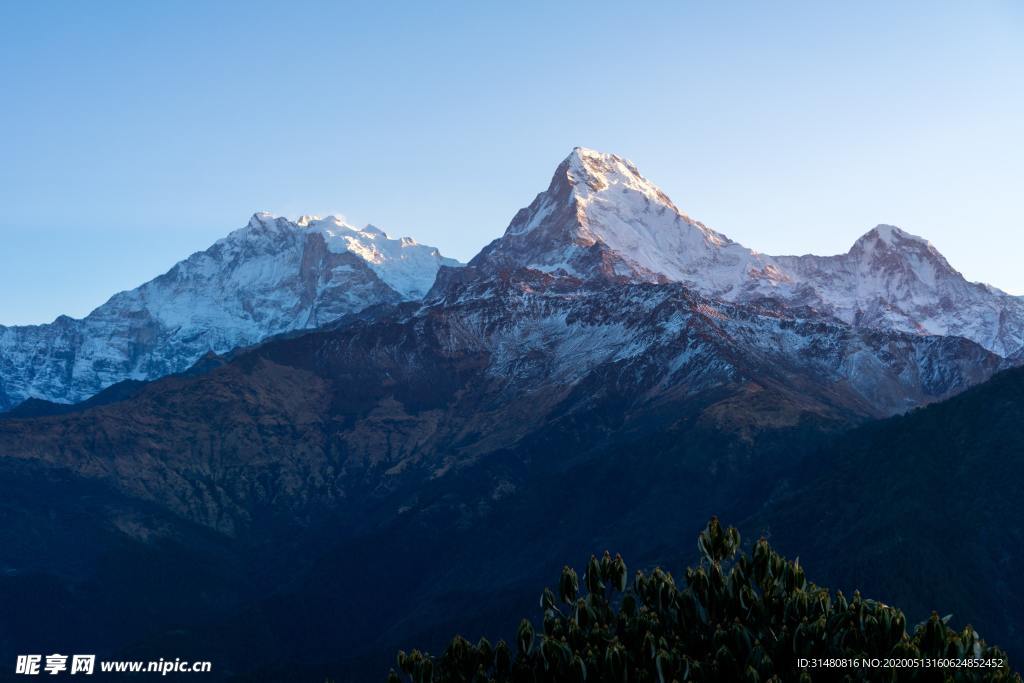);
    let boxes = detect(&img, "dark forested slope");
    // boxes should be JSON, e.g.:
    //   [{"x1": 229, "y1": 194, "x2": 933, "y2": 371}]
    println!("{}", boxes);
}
[{"x1": 757, "y1": 365, "x2": 1024, "y2": 661}]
